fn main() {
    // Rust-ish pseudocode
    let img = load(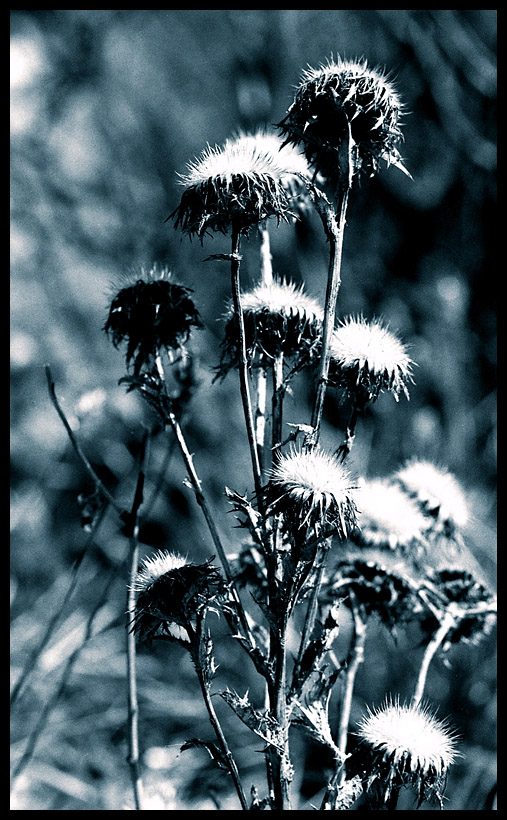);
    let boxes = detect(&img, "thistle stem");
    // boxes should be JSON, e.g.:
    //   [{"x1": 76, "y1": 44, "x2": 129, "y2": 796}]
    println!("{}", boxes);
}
[
  {"x1": 190, "y1": 621, "x2": 248, "y2": 810},
  {"x1": 125, "y1": 432, "x2": 150, "y2": 811},
  {"x1": 255, "y1": 365, "x2": 267, "y2": 475},
  {"x1": 230, "y1": 226, "x2": 264, "y2": 506},
  {"x1": 337, "y1": 399, "x2": 361, "y2": 463},
  {"x1": 271, "y1": 353, "x2": 285, "y2": 463},
  {"x1": 337, "y1": 600, "x2": 367, "y2": 758},
  {"x1": 412, "y1": 610, "x2": 455, "y2": 708},
  {"x1": 310, "y1": 186, "x2": 350, "y2": 442},
  {"x1": 292, "y1": 539, "x2": 330, "y2": 690}
]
